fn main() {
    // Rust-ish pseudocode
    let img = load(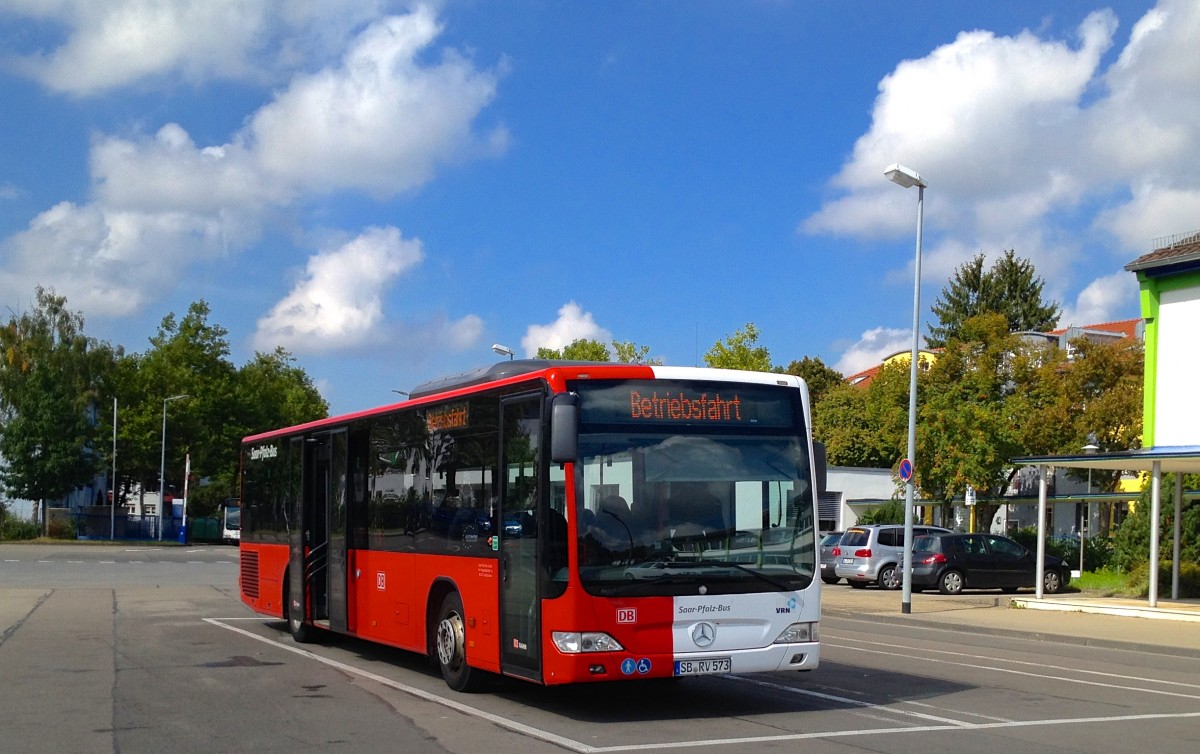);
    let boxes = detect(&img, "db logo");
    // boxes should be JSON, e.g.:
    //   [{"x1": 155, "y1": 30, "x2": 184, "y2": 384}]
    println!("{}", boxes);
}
[{"x1": 616, "y1": 608, "x2": 637, "y2": 624}]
